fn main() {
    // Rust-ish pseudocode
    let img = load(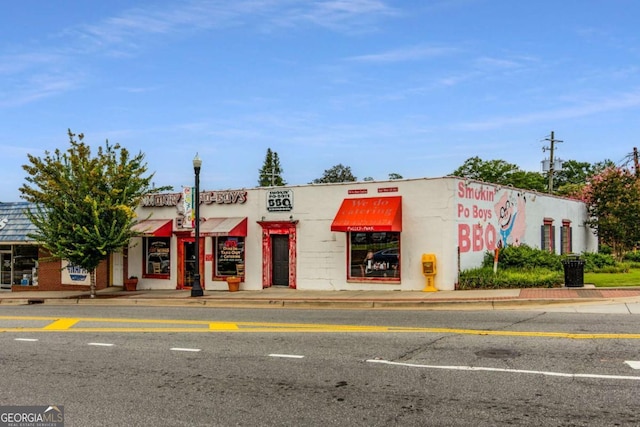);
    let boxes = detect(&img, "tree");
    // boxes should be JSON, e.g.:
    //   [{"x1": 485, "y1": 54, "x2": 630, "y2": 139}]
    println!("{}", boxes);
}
[
  {"x1": 312, "y1": 164, "x2": 356, "y2": 183},
  {"x1": 388, "y1": 173, "x2": 403, "y2": 180},
  {"x1": 554, "y1": 160, "x2": 595, "y2": 196},
  {"x1": 20, "y1": 130, "x2": 169, "y2": 297},
  {"x1": 580, "y1": 167, "x2": 640, "y2": 260},
  {"x1": 451, "y1": 156, "x2": 546, "y2": 191},
  {"x1": 258, "y1": 148, "x2": 286, "y2": 186}
]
